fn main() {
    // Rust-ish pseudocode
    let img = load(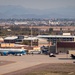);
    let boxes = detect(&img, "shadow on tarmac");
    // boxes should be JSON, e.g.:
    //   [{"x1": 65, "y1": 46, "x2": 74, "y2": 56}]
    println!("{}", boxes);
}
[{"x1": 58, "y1": 58, "x2": 74, "y2": 60}]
